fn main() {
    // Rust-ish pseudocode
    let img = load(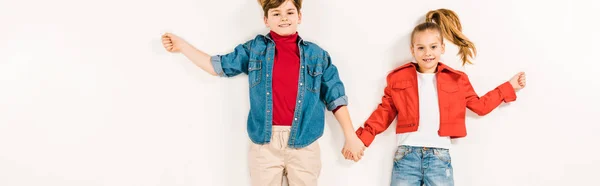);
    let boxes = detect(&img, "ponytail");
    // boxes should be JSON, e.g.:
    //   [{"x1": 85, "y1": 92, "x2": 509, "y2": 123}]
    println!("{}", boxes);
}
[{"x1": 412, "y1": 9, "x2": 477, "y2": 65}]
